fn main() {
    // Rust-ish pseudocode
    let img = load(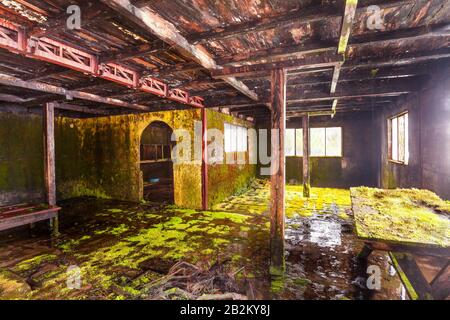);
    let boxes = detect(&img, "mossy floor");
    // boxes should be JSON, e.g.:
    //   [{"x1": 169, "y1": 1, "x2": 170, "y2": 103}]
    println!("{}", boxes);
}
[{"x1": 0, "y1": 181, "x2": 403, "y2": 300}]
